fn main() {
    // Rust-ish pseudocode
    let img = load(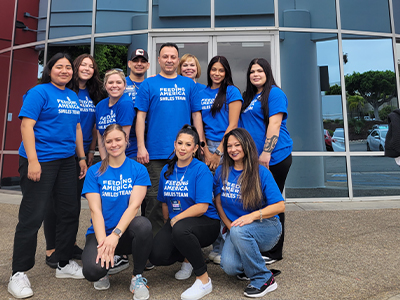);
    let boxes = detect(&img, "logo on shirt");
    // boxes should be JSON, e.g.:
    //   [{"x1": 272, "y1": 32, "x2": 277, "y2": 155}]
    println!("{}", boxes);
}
[
  {"x1": 243, "y1": 95, "x2": 260, "y2": 113},
  {"x1": 79, "y1": 96, "x2": 95, "y2": 113},
  {"x1": 160, "y1": 84, "x2": 186, "y2": 101},
  {"x1": 201, "y1": 97, "x2": 216, "y2": 110},
  {"x1": 98, "y1": 110, "x2": 116, "y2": 129},
  {"x1": 125, "y1": 86, "x2": 137, "y2": 102},
  {"x1": 221, "y1": 180, "x2": 242, "y2": 200},
  {"x1": 101, "y1": 174, "x2": 133, "y2": 197},
  {"x1": 57, "y1": 96, "x2": 80, "y2": 115},
  {"x1": 163, "y1": 179, "x2": 189, "y2": 197}
]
